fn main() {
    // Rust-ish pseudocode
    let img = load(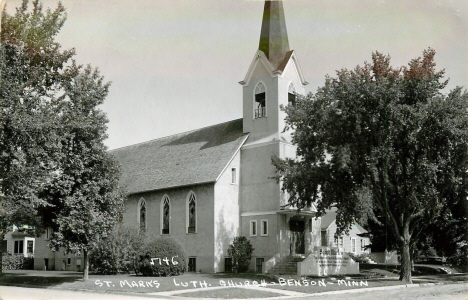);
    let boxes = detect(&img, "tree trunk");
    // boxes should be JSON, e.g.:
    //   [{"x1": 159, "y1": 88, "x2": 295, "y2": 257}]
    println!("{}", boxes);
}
[
  {"x1": 83, "y1": 249, "x2": 89, "y2": 280},
  {"x1": 399, "y1": 239, "x2": 412, "y2": 283}
]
